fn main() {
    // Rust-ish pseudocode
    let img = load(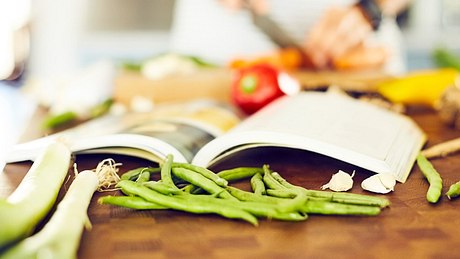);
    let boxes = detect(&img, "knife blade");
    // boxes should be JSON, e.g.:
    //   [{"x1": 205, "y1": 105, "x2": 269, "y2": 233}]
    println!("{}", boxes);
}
[
  {"x1": 251, "y1": 12, "x2": 302, "y2": 50},
  {"x1": 245, "y1": 4, "x2": 314, "y2": 68}
]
